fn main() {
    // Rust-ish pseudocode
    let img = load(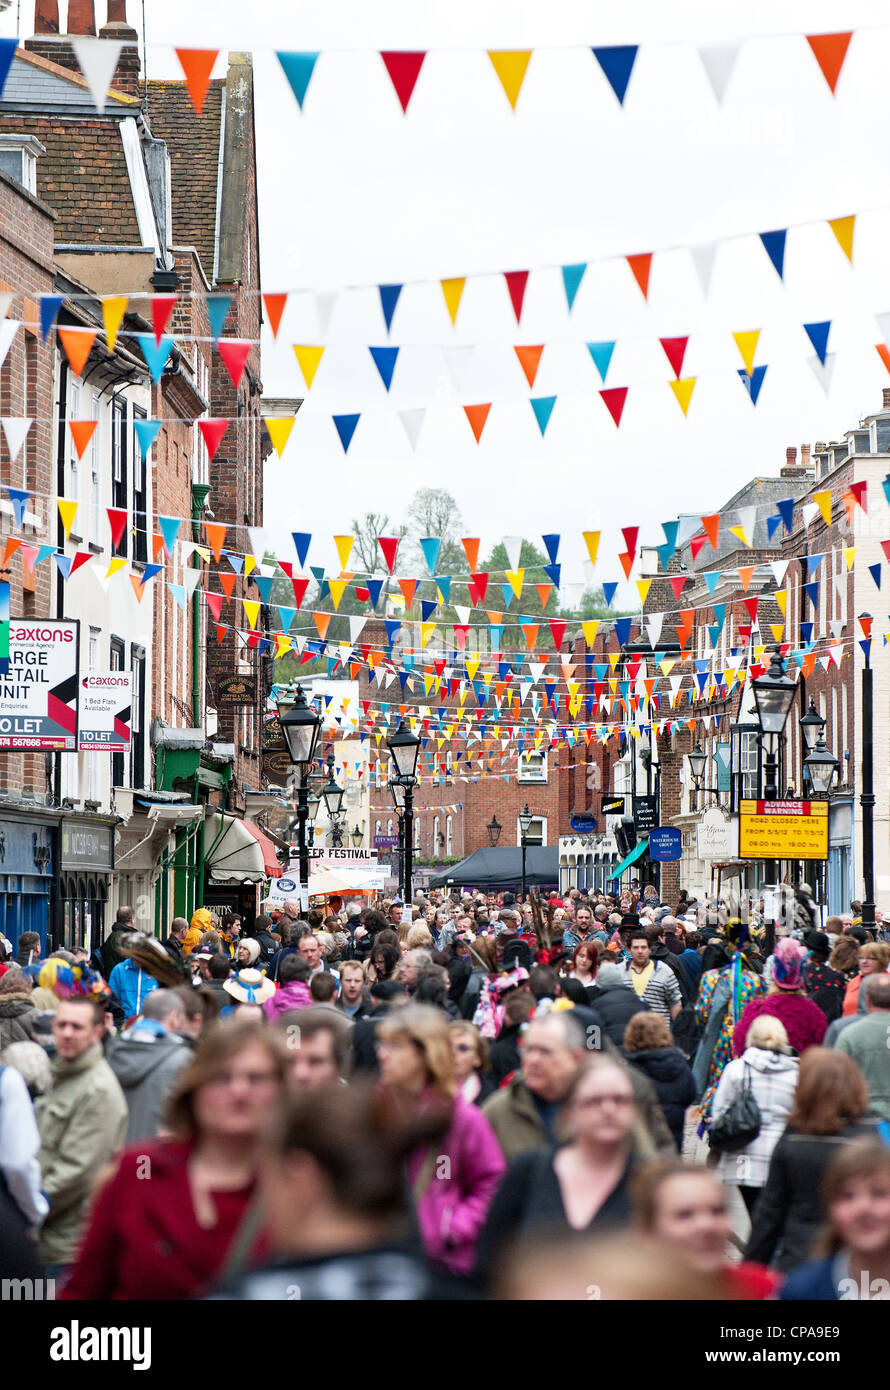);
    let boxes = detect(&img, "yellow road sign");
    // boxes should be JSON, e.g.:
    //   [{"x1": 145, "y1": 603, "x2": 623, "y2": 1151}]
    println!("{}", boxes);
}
[{"x1": 738, "y1": 799, "x2": 829, "y2": 860}]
